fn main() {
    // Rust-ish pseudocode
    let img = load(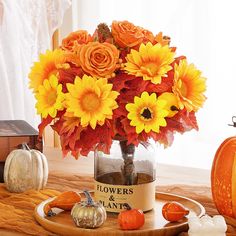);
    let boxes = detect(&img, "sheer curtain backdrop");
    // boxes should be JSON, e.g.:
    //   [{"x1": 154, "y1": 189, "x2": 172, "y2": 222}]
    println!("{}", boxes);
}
[
  {"x1": 0, "y1": 0, "x2": 71, "y2": 128},
  {"x1": 60, "y1": 0, "x2": 236, "y2": 169},
  {"x1": 1, "y1": 0, "x2": 235, "y2": 169}
]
